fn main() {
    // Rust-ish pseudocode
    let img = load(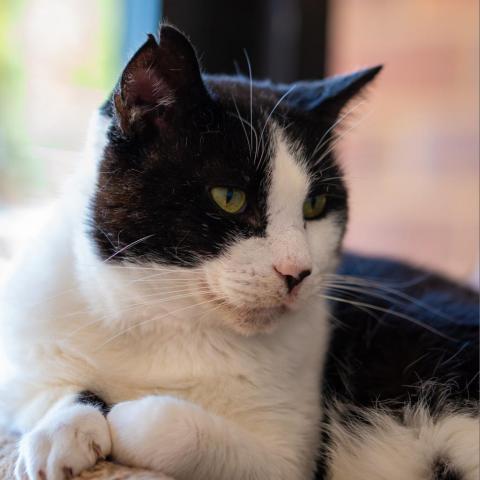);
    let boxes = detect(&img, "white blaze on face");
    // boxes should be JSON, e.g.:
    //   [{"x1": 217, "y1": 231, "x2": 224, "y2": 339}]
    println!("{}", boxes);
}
[
  {"x1": 267, "y1": 131, "x2": 312, "y2": 277},
  {"x1": 201, "y1": 126, "x2": 344, "y2": 333}
]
